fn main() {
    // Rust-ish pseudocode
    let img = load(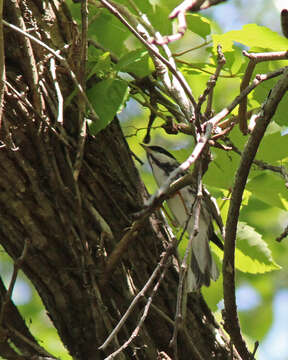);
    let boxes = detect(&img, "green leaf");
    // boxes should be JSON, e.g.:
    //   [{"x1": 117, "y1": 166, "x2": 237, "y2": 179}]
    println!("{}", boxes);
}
[
  {"x1": 213, "y1": 24, "x2": 288, "y2": 52},
  {"x1": 186, "y1": 14, "x2": 211, "y2": 39},
  {"x1": 88, "y1": 9, "x2": 130, "y2": 56},
  {"x1": 204, "y1": 146, "x2": 239, "y2": 190},
  {"x1": 246, "y1": 172, "x2": 288, "y2": 210},
  {"x1": 115, "y1": 50, "x2": 153, "y2": 77},
  {"x1": 87, "y1": 52, "x2": 113, "y2": 80},
  {"x1": 220, "y1": 46, "x2": 246, "y2": 76},
  {"x1": 87, "y1": 79, "x2": 129, "y2": 134},
  {"x1": 257, "y1": 131, "x2": 288, "y2": 163},
  {"x1": 274, "y1": 92, "x2": 288, "y2": 126},
  {"x1": 235, "y1": 222, "x2": 280, "y2": 273}
]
